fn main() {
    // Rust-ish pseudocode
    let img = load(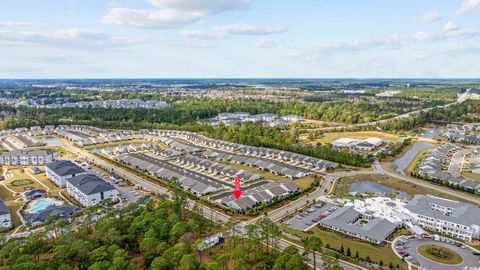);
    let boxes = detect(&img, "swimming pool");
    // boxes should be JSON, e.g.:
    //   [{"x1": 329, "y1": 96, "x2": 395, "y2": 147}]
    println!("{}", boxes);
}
[{"x1": 25, "y1": 198, "x2": 64, "y2": 214}]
